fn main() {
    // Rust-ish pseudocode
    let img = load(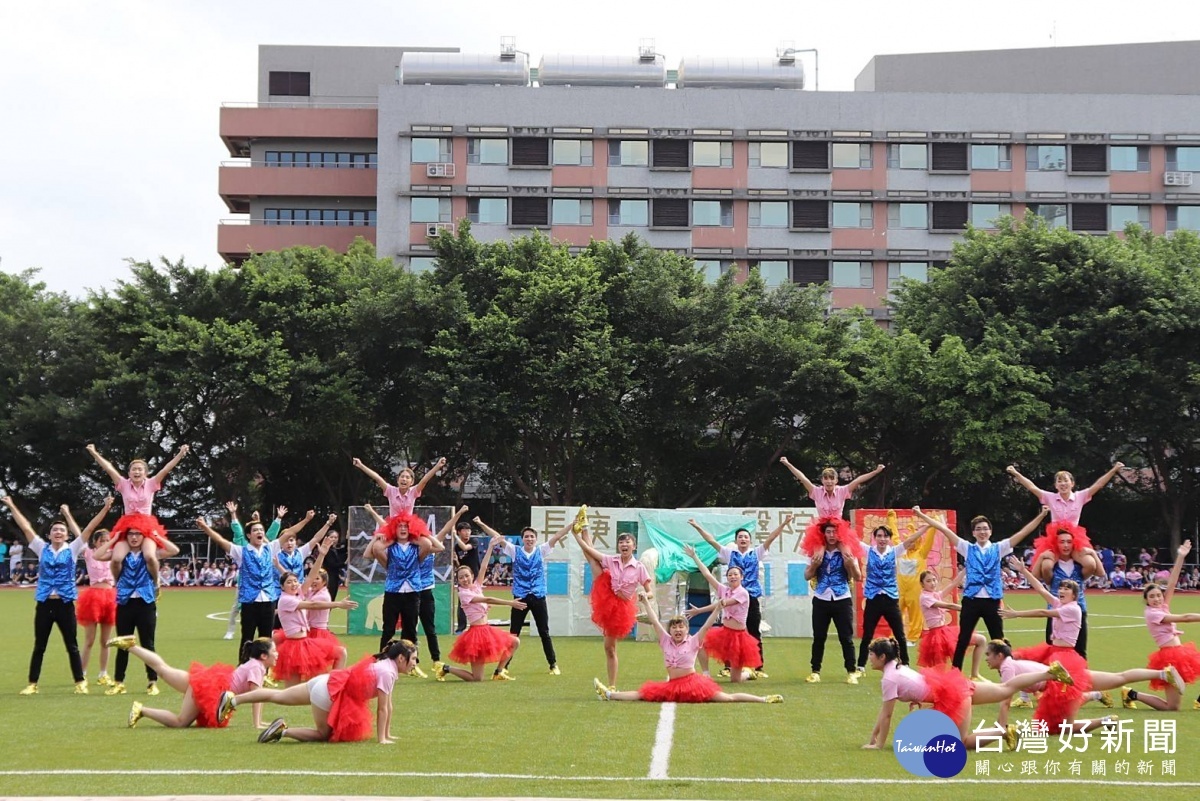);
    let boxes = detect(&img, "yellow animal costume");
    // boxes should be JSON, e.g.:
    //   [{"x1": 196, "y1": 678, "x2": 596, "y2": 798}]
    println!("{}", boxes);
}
[{"x1": 888, "y1": 509, "x2": 935, "y2": 641}]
